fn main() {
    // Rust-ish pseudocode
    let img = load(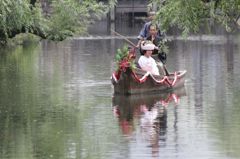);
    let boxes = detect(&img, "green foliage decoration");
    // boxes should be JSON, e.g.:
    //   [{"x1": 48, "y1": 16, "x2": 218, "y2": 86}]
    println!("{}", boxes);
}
[
  {"x1": 115, "y1": 45, "x2": 136, "y2": 71},
  {"x1": 115, "y1": 45, "x2": 129, "y2": 62}
]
